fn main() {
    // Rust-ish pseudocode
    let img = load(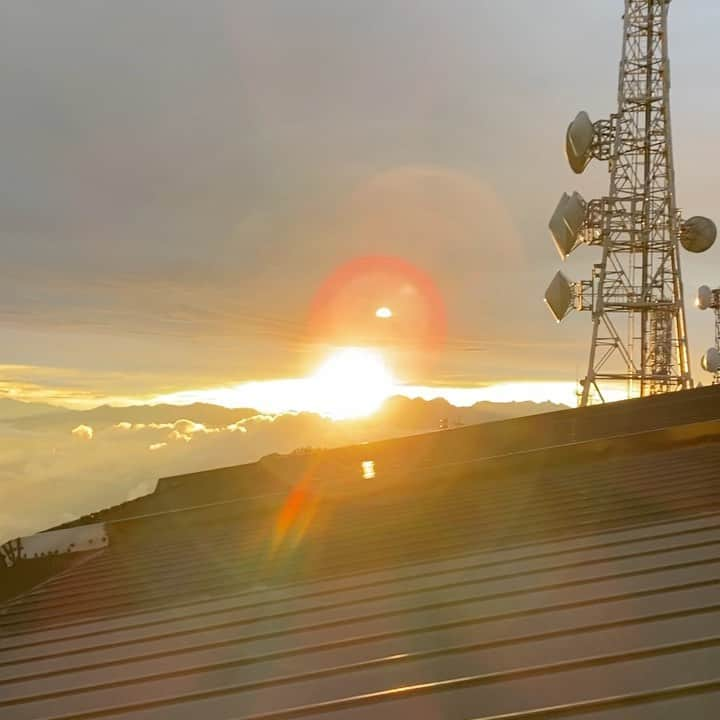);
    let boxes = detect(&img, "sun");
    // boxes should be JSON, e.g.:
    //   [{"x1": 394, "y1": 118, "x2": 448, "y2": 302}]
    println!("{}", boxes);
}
[
  {"x1": 309, "y1": 347, "x2": 396, "y2": 419},
  {"x1": 375, "y1": 306, "x2": 393, "y2": 319}
]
